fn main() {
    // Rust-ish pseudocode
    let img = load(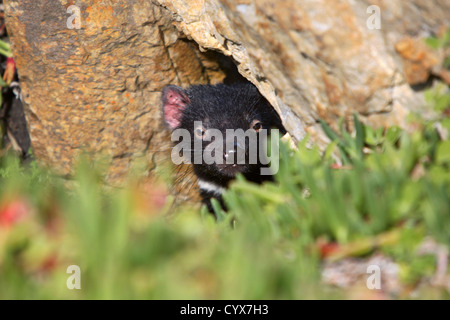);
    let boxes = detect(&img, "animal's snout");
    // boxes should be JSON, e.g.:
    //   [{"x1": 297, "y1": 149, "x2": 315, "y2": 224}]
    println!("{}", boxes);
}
[{"x1": 223, "y1": 140, "x2": 246, "y2": 164}]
